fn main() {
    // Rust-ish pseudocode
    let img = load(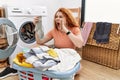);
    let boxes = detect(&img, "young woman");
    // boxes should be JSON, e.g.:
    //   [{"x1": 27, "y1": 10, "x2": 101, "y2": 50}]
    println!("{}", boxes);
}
[
  {"x1": 33, "y1": 8, "x2": 83, "y2": 49},
  {"x1": 33, "y1": 7, "x2": 83, "y2": 79}
]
